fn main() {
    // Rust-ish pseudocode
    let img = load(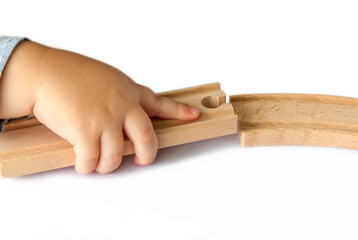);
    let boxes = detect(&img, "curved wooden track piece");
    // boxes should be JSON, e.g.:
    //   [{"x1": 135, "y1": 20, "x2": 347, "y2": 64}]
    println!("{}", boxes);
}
[{"x1": 230, "y1": 94, "x2": 358, "y2": 149}]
